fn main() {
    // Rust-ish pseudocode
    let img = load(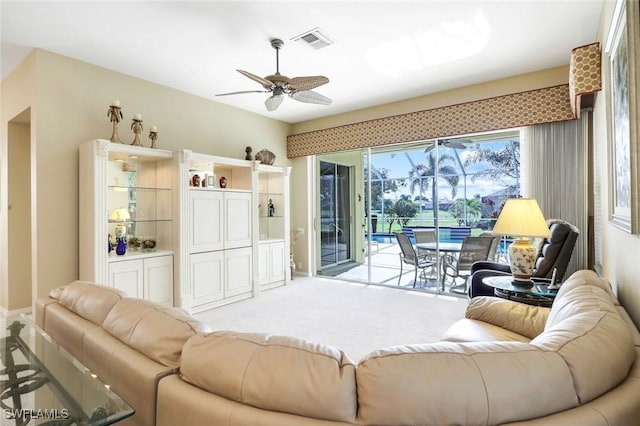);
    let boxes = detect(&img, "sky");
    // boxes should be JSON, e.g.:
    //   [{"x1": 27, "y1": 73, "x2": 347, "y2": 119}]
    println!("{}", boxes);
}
[{"x1": 370, "y1": 138, "x2": 519, "y2": 201}]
